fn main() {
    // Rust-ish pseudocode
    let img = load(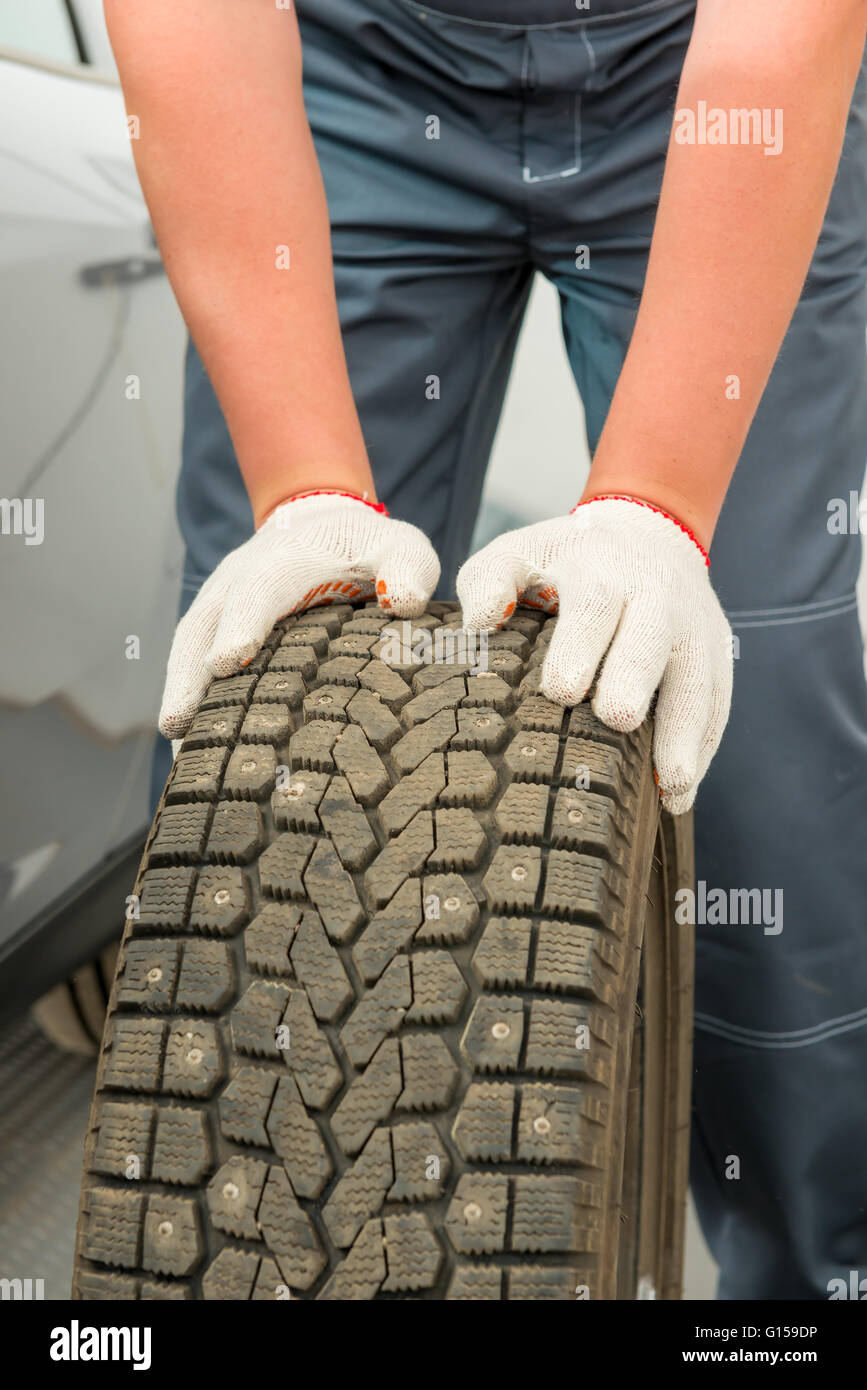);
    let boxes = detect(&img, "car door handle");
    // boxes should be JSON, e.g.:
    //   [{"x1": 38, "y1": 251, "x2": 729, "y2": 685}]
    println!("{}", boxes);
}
[{"x1": 80, "y1": 255, "x2": 165, "y2": 288}]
